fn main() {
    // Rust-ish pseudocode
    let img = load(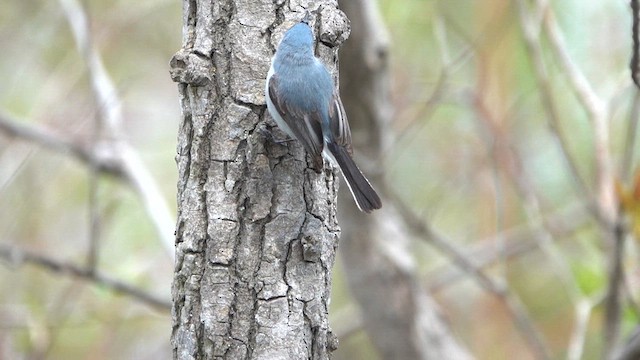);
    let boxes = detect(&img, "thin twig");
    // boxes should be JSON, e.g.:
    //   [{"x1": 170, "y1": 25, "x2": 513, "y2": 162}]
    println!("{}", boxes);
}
[
  {"x1": 390, "y1": 192, "x2": 553, "y2": 360},
  {"x1": 58, "y1": 0, "x2": 175, "y2": 257},
  {"x1": 567, "y1": 297, "x2": 593, "y2": 360},
  {"x1": 538, "y1": 0, "x2": 615, "y2": 227},
  {"x1": 0, "y1": 112, "x2": 120, "y2": 175},
  {"x1": 119, "y1": 145, "x2": 176, "y2": 253},
  {"x1": 622, "y1": 92, "x2": 640, "y2": 182},
  {"x1": 87, "y1": 168, "x2": 100, "y2": 271},
  {"x1": 540, "y1": 6, "x2": 606, "y2": 121},
  {"x1": 427, "y1": 201, "x2": 588, "y2": 291},
  {"x1": 32, "y1": 283, "x2": 86, "y2": 359},
  {"x1": 0, "y1": 243, "x2": 170, "y2": 311},
  {"x1": 390, "y1": 20, "x2": 475, "y2": 159},
  {"x1": 631, "y1": 0, "x2": 640, "y2": 89},
  {"x1": 514, "y1": 0, "x2": 593, "y2": 211},
  {"x1": 58, "y1": 0, "x2": 122, "y2": 136},
  {"x1": 605, "y1": 221, "x2": 627, "y2": 355},
  {"x1": 621, "y1": 265, "x2": 640, "y2": 320},
  {"x1": 534, "y1": 0, "x2": 622, "y2": 353},
  {"x1": 87, "y1": 109, "x2": 102, "y2": 270},
  {"x1": 427, "y1": 195, "x2": 609, "y2": 358},
  {"x1": 333, "y1": 202, "x2": 587, "y2": 345},
  {"x1": 0, "y1": 112, "x2": 175, "y2": 259},
  {"x1": 472, "y1": 92, "x2": 582, "y2": 305}
]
